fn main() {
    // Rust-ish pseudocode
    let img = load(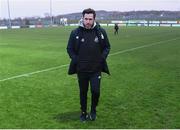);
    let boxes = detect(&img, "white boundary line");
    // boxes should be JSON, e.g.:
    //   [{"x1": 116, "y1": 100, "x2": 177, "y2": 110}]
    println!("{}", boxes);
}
[
  {"x1": 0, "y1": 37, "x2": 179, "y2": 82},
  {"x1": 109, "y1": 38, "x2": 179, "y2": 56},
  {"x1": 0, "y1": 64, "x2": 69, "y2": 82}
]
